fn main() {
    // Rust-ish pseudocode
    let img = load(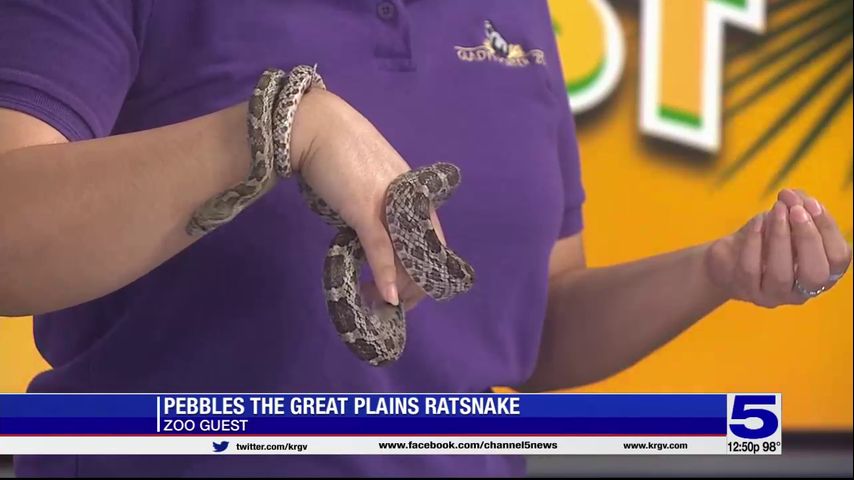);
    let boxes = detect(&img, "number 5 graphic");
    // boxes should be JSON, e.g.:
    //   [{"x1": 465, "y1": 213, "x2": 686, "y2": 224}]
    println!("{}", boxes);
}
[{"x1": 729, "y1": 395, "x2": 779, "y2": 439}]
